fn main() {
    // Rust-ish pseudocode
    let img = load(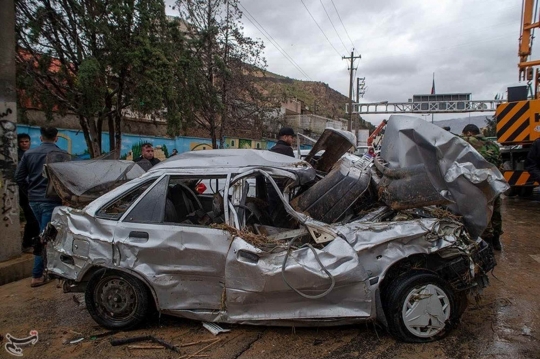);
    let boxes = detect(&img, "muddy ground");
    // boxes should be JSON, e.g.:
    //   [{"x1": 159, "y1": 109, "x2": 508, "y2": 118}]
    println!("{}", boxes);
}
[{"x1": 0, "y1": 195, "x2": 539, "y2": 359}]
